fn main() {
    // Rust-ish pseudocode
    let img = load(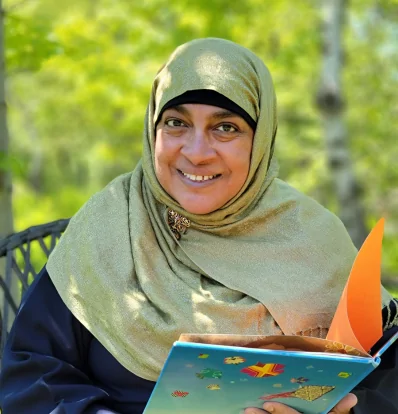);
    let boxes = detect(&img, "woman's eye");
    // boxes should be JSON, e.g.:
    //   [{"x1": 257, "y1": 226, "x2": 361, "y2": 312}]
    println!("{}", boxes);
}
[
  {"x1": 165, "y1": 119, "x2": 185, "y2": 127},
  {"x1": 216, "y1": 124, "x2": 237, "y2": 133}
]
